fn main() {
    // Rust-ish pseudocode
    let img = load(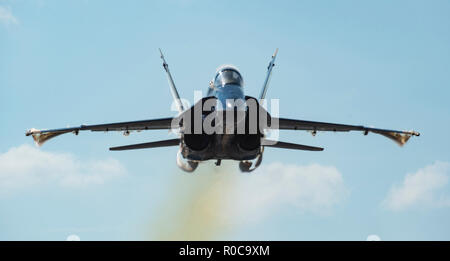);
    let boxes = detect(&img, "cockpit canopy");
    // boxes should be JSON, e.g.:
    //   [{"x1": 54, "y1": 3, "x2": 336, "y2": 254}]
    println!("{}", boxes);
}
[{"x1": 214, "y1": 65, "x2": 244, "y2": 87}]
